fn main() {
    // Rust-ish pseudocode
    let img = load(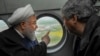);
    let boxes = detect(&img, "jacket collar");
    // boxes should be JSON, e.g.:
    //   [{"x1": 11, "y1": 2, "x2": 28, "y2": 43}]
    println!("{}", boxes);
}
[
  {"x1": 2, "y1": 27, "x2": 25, "y2": 47},
  {"x1": 80, "y1": 14, "x2": 100, "y2": 50}
]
